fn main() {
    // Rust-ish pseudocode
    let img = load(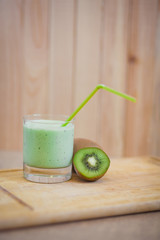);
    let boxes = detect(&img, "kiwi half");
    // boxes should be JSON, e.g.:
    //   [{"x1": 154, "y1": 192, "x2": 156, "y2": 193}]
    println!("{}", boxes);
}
[{"x1": 73, "y1": 147, "x2": 110, "y2": 181}]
